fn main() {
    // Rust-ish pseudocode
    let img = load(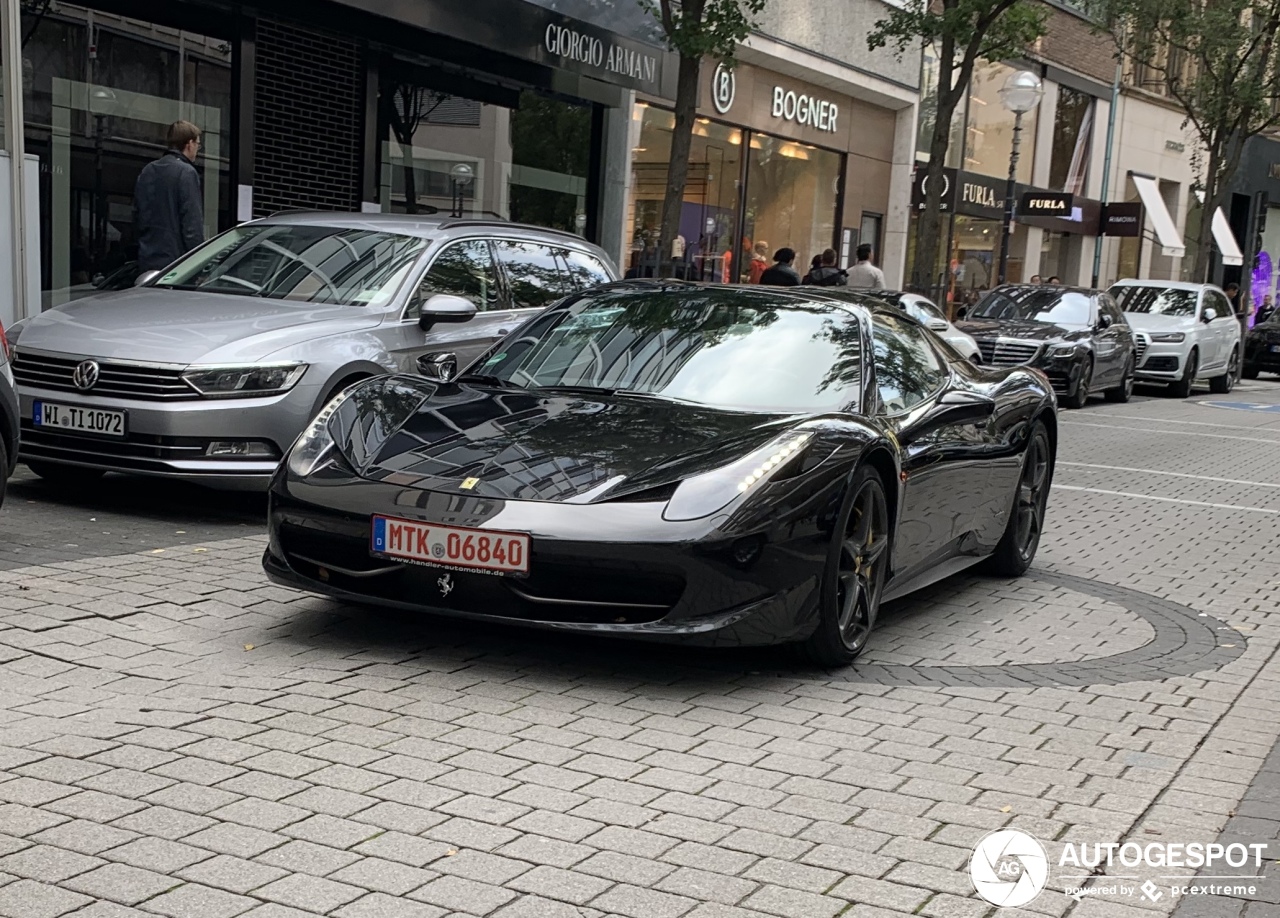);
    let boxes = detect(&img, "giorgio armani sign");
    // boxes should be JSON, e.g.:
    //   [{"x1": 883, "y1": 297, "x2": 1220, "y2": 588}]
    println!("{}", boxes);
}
[{"x1": 544, "y1": 22, "x2": 661, "y2": 87}]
